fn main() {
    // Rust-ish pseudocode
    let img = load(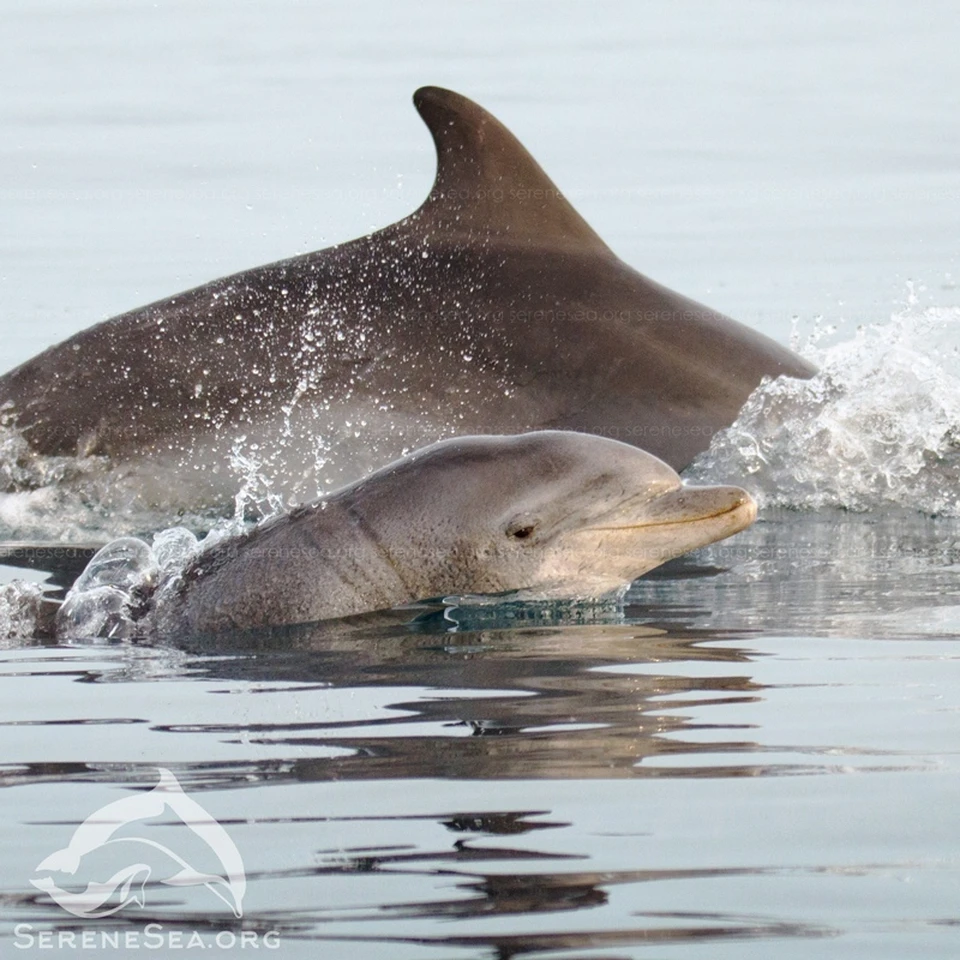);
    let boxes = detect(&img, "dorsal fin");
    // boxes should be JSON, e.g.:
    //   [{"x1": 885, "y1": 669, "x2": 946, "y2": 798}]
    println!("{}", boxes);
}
[{"x1": 403, "y1": 86, "x2": 611, "y2": 253}]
